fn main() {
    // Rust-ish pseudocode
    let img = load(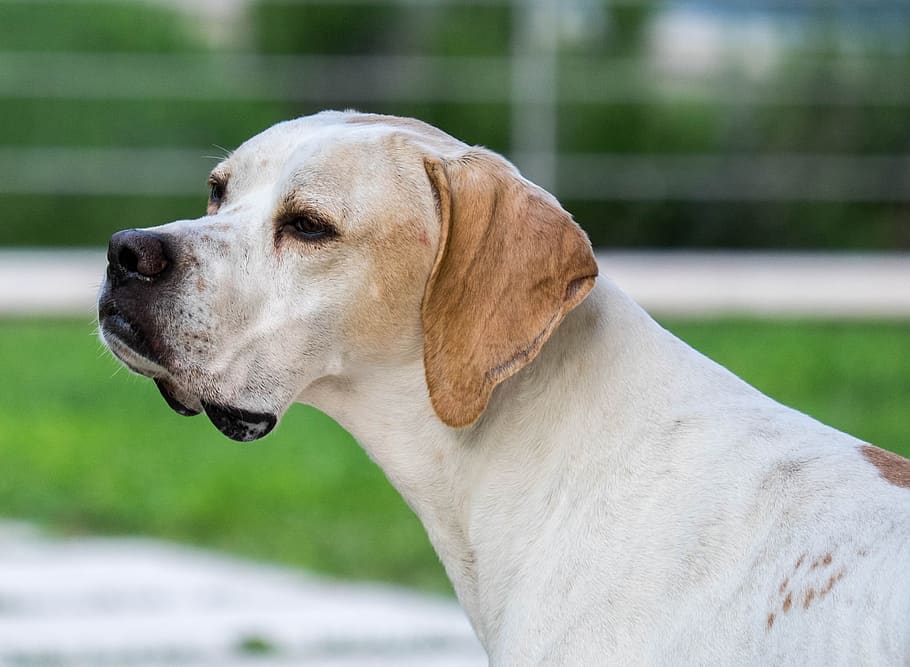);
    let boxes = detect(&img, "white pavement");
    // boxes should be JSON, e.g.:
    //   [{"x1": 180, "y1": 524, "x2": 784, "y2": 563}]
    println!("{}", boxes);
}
[
  {"x1": 0, "y1": 522, "x2": 485, "y2": 667},
  {"x1": 1, "y1": 249, "x2": 909, "y2": 318}
]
